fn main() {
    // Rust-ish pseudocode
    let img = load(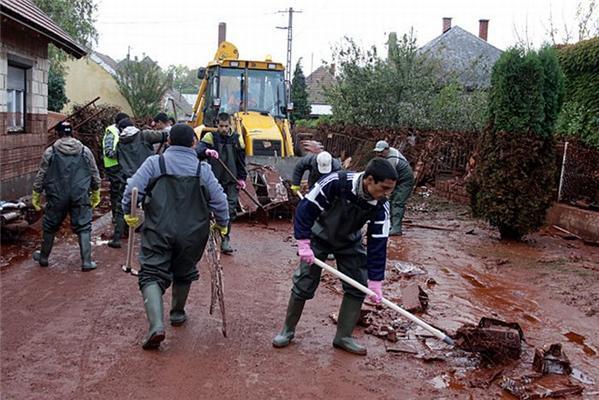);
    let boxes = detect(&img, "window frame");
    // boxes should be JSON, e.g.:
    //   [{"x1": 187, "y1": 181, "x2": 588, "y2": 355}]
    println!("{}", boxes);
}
[{"x1": 6, "y1": 62, "x2": 29, "y2": 133}]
